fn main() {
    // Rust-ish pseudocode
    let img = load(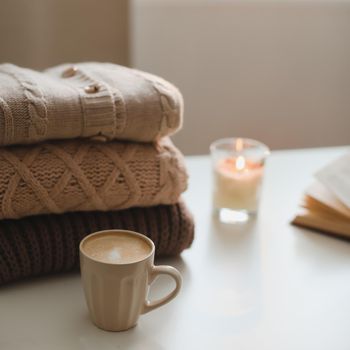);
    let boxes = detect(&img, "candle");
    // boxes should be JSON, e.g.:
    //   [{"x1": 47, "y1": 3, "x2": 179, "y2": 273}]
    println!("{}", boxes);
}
[
  {"x1": 210, "y1": 137, "x2": 269, "y2": 223},
  {"x1": 213, "y1": 156, "x2": 263, "y2": 212}
]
